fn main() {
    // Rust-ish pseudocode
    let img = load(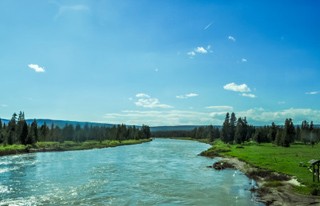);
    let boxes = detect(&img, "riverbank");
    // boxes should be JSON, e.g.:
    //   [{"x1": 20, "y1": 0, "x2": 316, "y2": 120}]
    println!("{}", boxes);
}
[
  {"x1": 201, "y1": 140, "x2": 320, "y2": 205},
  {"x1": 0, "y1": 139, "x2": 152, "y2": 156}
]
